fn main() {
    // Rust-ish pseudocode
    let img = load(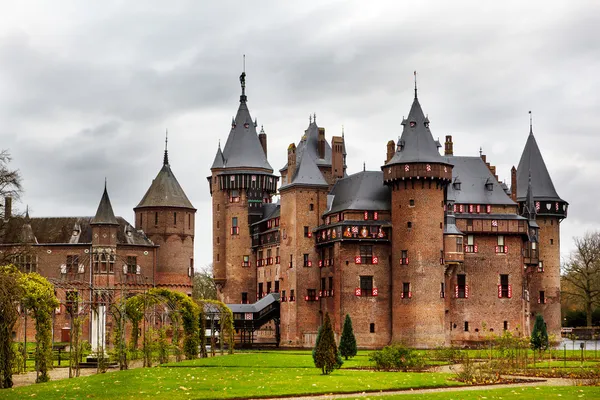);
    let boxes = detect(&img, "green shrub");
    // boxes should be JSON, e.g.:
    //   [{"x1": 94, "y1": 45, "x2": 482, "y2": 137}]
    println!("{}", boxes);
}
[
  {"x1": 313, "y1": 313, "x2": 342, "y2": 375},
  {"x1": 339, "y1": 314, "x2": 357, "y2": 360},
  {"x1": 369, "y1": 344, "x2": 426, "y2": 371}
]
